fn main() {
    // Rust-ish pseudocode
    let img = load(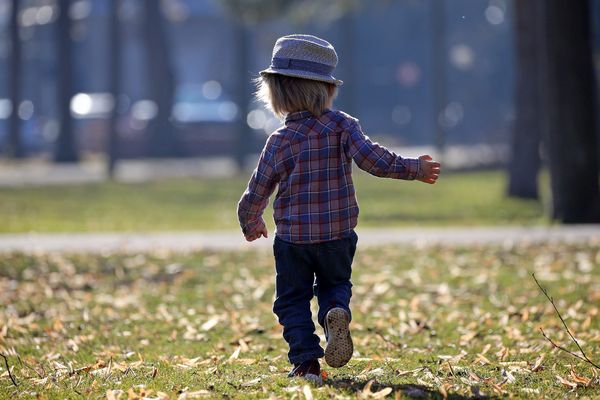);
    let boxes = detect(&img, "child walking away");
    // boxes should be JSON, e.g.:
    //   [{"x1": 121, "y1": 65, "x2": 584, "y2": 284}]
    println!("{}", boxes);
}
[{"x1": 237, "y1": 34, "x2": 440, "y2": 384}]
